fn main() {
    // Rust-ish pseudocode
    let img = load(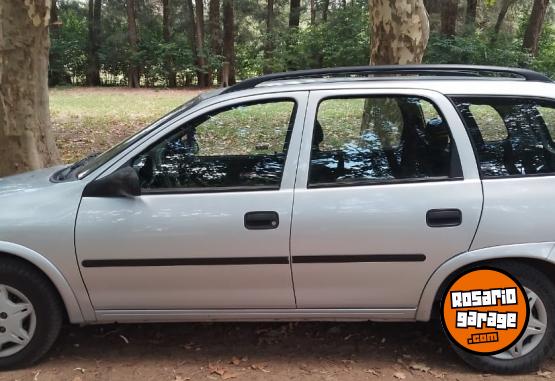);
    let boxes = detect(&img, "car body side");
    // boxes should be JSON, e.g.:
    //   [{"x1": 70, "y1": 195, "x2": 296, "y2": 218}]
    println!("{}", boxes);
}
[{"x1": 0, "y1": 79, "x2": 555, "y2": 324}]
